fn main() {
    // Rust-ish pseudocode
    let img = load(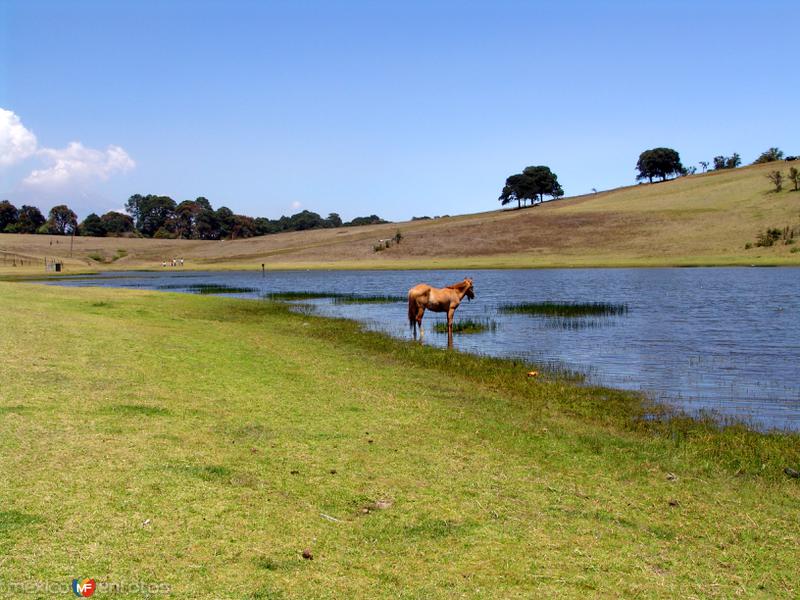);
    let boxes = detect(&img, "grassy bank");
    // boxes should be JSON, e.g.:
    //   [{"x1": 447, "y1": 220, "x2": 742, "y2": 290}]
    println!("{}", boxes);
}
[{"x1": 1, "y1": 283, "x2": 798, "y2": 598}]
